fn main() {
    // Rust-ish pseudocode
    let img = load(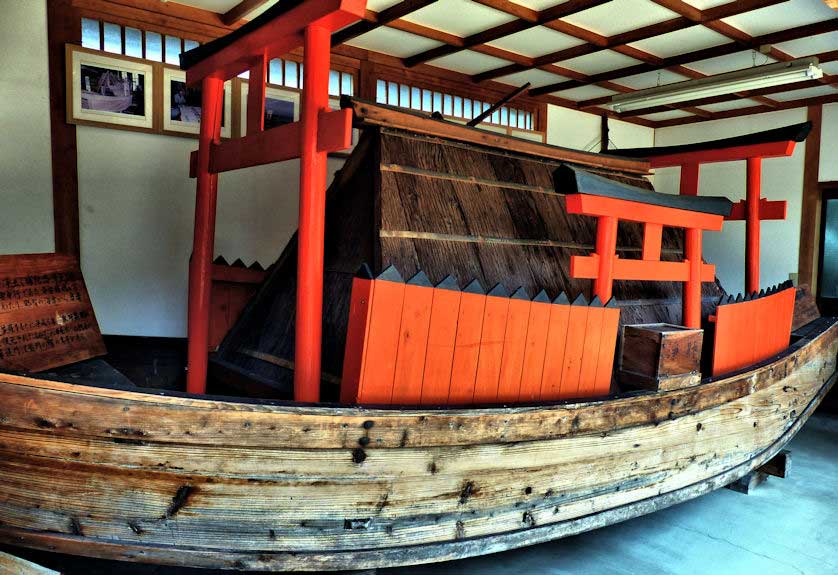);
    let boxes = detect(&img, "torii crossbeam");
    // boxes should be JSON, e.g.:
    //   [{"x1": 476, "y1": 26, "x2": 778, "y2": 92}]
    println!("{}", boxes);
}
[{"x1": 180, "y1": 0, "x2": 366, "y2": 400}]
